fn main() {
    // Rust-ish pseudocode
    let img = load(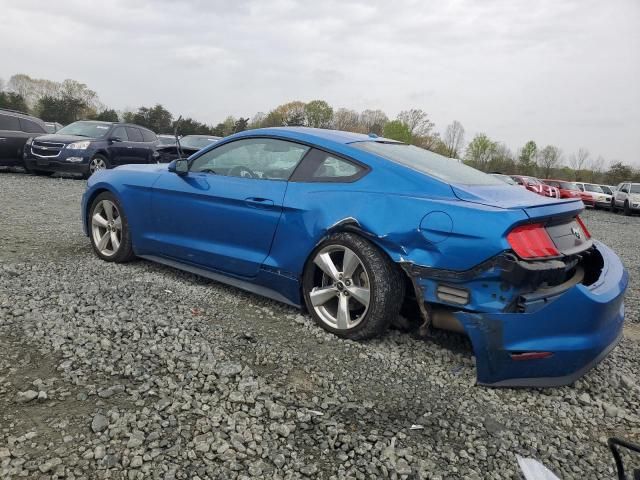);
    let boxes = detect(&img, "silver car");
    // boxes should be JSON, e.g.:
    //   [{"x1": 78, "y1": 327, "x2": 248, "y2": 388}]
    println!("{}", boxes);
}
[
  {"x1": 612, "y1": 182, "x2": 640, "y2": 215},
  {"x1": 574, "y1": 182, "x2": 612, "y2": 209}
]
